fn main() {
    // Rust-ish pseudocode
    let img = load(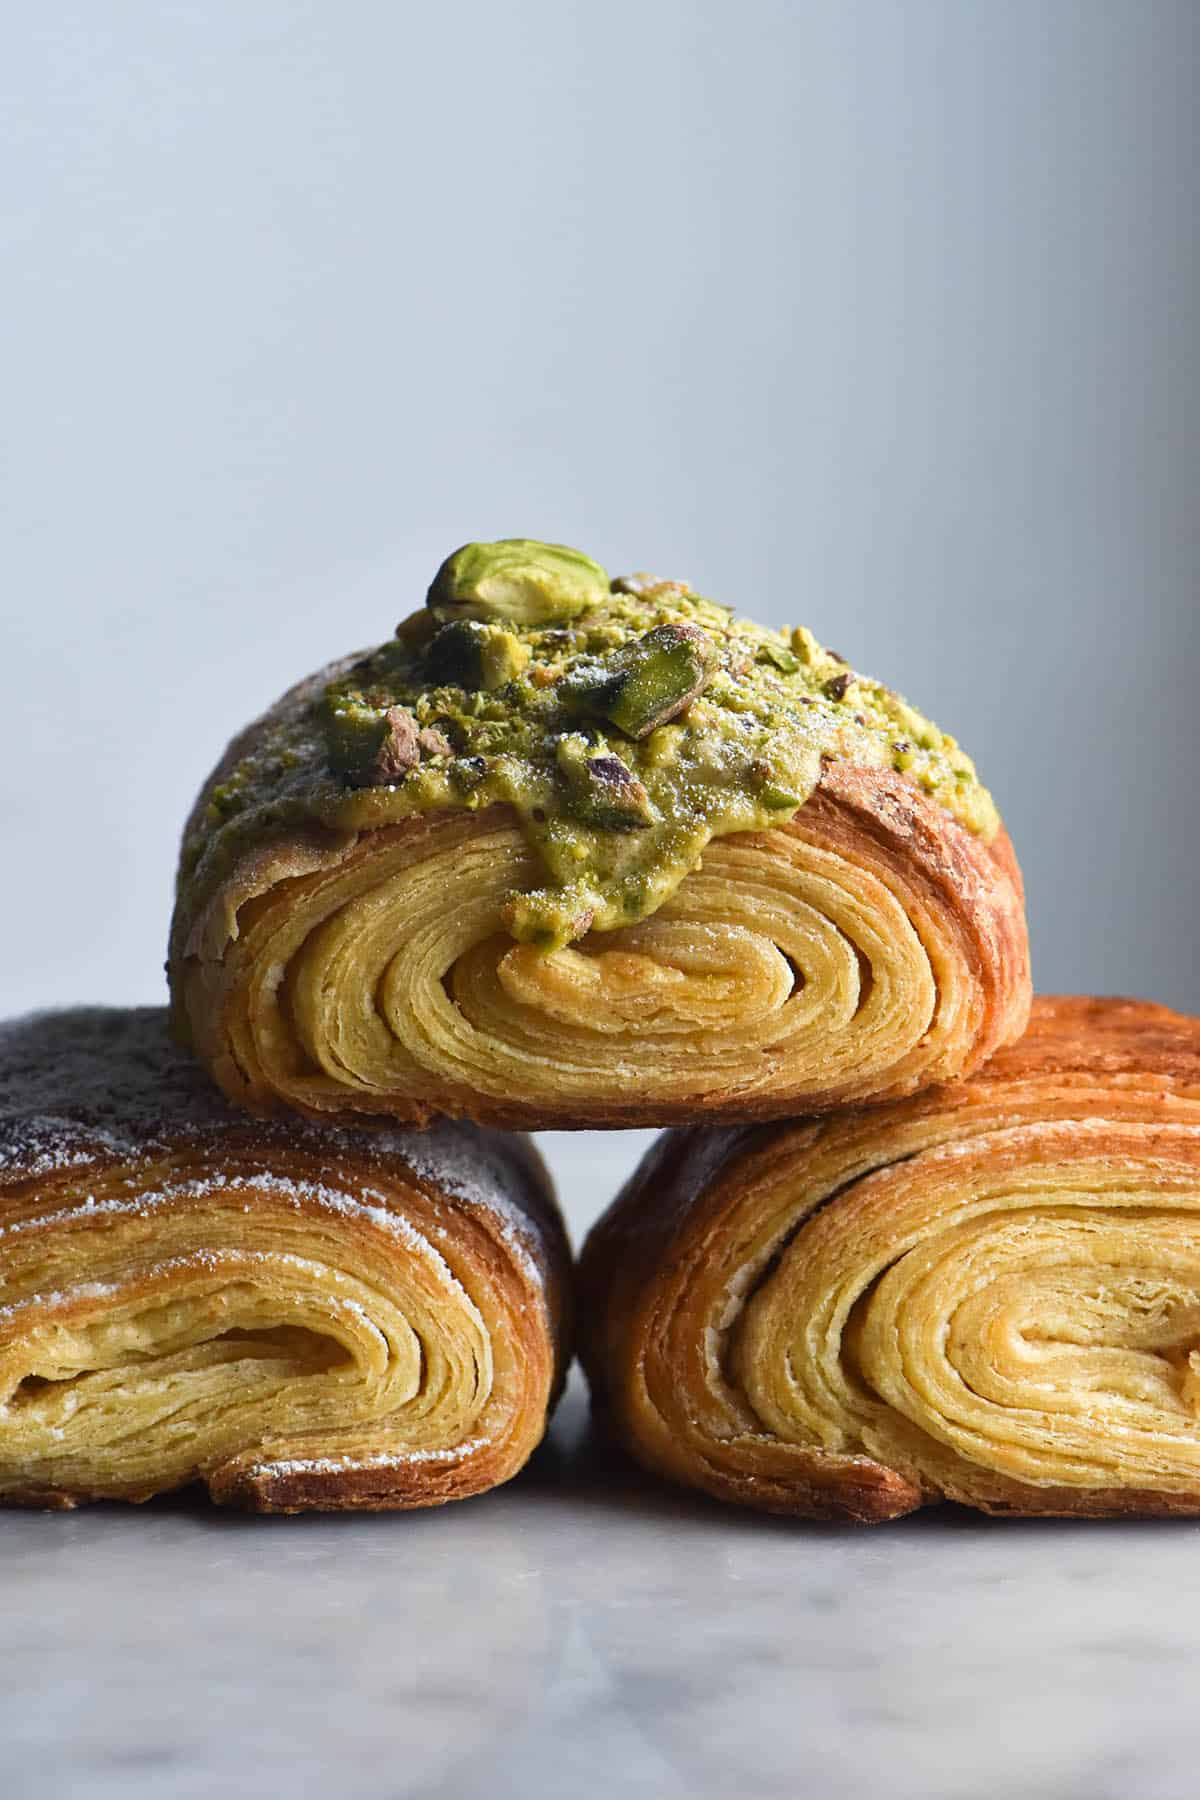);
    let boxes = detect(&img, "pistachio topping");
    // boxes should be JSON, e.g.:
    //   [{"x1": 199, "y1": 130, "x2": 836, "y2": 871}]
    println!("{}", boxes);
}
[
  {"x1": 427, "y1": 538, "x2": 610, "y2": 627},
  {"x1": 322, "y1": 695, "x2": 406, "y2": 785},
  {"x1": 426, "y1": 619, "x2": 531, "y2": 691},
  {"x1": 180, "y1": 537, "x2": 1001, "y2": 953},
  {"x1": 323, "y1": 696, "x2": 452, "y2": 788}
]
